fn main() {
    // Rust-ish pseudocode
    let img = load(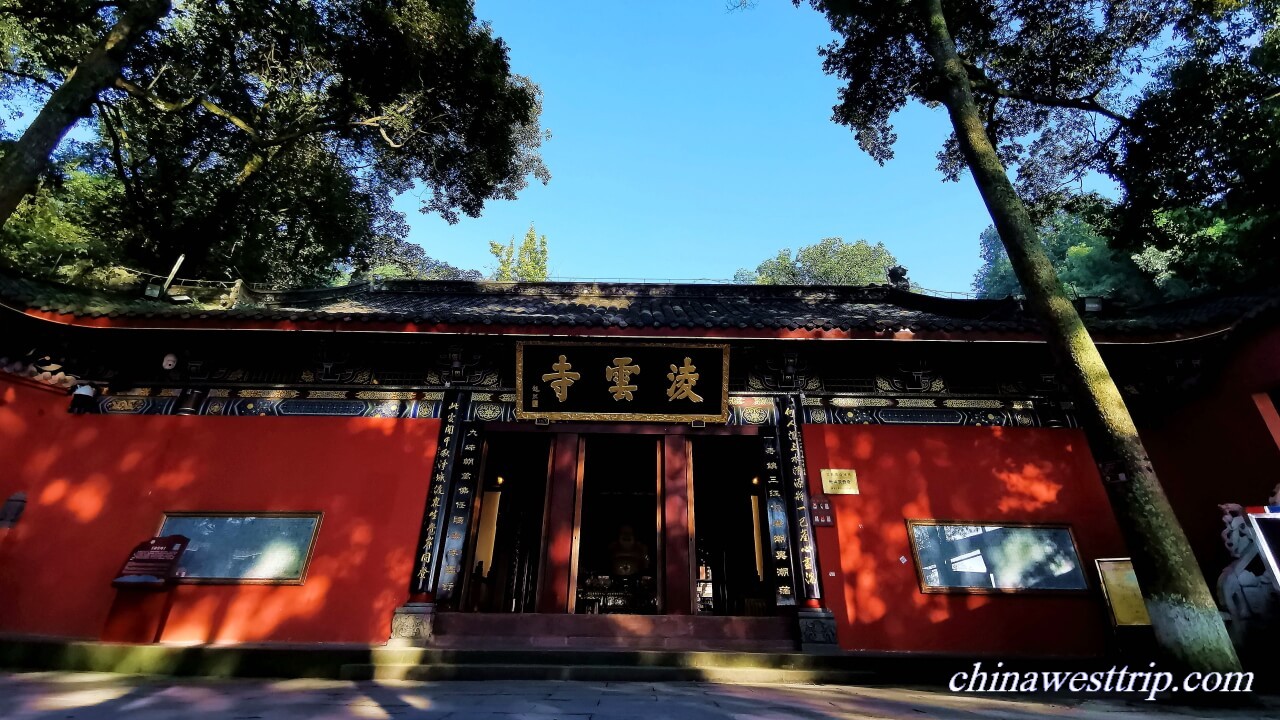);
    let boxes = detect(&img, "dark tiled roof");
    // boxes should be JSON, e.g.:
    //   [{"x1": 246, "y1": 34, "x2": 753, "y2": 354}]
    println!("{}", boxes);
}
[
  {"x1": 0, "y1": 270, "x2": 212, "y2": 316},
  {"x1": 249, "y1": 280, "x2": 1030, "y2": 333},
  {"x1": 2, "y1": 268, "x2": 1277, "y2": 338}
]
